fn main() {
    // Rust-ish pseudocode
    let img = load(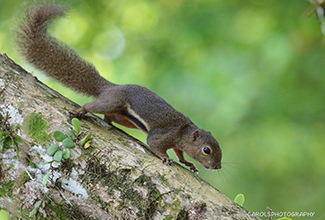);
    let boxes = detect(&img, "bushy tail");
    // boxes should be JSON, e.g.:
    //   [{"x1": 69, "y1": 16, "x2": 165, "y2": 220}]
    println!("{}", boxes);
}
[{"x1": 16, "y1": 4, "x2": 114, "y2": 97}]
